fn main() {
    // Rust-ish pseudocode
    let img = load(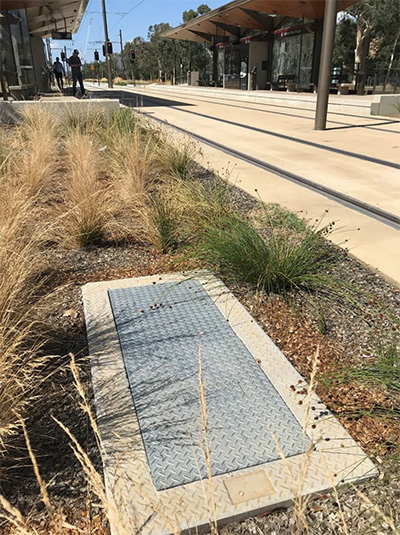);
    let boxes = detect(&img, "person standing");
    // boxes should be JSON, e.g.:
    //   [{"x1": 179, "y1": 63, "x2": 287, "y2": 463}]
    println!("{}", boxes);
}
[
  {"x1": 68, "y1": 49, "x2": 85, "y2": 97},
  {"x1": 52, "y1": 57, "x2": 65, "y2": 90}
]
